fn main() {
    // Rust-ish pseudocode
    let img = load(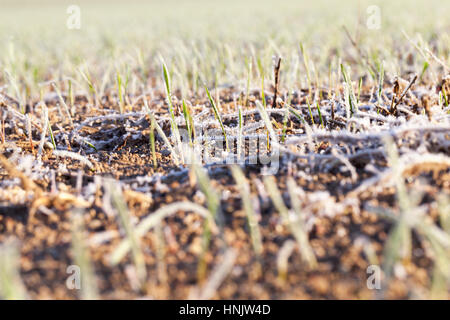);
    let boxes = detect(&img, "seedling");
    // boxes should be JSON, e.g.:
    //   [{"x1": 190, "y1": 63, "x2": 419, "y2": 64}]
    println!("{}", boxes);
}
[
  {"x1": 205, "y1": 85, "x2": 229, "y2": 152},
  {"x1": 149, "y1": 112, "x2": 157, "y2": 169},
  {"x1": 340, "y1": 64, "x2": 358, "y2": 116},
  {"x1": 231, "y1": 165, "x2": 263, "y2": 256},
  {"x1": 116, "y1": 70, "x2": 125, "y2": 114},
  {"x1": 68, "y1": 79, "x2": 75, "y2": 116},
  {"x1": 78, "y1": 67, "x2": 98, "y2": 106},
  {"x1": 264, "y1": 176, "x2": 317, "y2": 269},
  {"x1": 70, "y1": 209, "x2": 99, "y2": 300},
  {"x1": 192, "y1": 162, "x2": 222, "y2": 281},
  {"x1": 245, "y1": 58, "x2": 252, "y2": 107},
  {"x1": 306, "y1": 97, "x2": 315, "y2": 126},
  {"x1": 144, "y1": 99, "x2": 180, "y2": 165},
  {"x1": 237, "y1": 105, "x2": 243, "y2": 160},
  {"x1": 162, "y1": 61, "x2": 184, "y2": 162},
  {"x1": 257, "y1": 57, "x2": 266, "y2": 108},
  {"x1": 182, "y1": 99, "x2": 193, "y2": 145},
  {"x1": 105, "y1": 180, "x2": 147, "y2": 292},
  {"x1": 52, "y1": 82, "x2": 73, "y2": 127},
  {"x1": 0, "y1": 240, "x2": 28, "y2": 299},
  {"x1": 316, "y1": 100, "x2": 324, "y2": 129},
  {"x1": 299, "y1": 43, "x2": 312, "y2": 96},
  {"x1": 110, "y1": 201, "x2": 217, "y2": 266}
]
